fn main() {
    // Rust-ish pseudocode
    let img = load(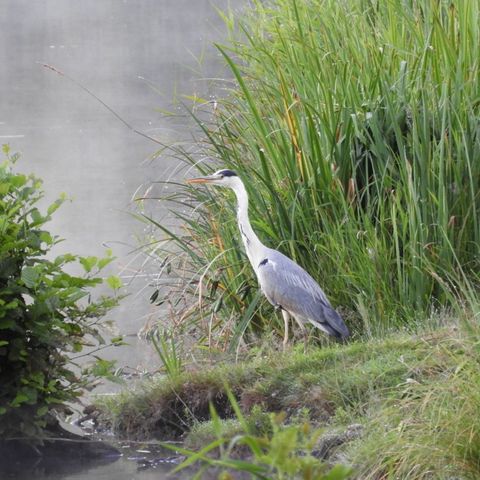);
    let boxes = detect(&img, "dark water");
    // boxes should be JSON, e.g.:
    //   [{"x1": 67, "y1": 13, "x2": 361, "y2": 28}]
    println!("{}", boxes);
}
[
  {"x1": 2, "y1": 441, "x2": 183, "y2": 480},
  {"x1": 0, "y1": 0, "x2": 242, "y2": 370}
]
